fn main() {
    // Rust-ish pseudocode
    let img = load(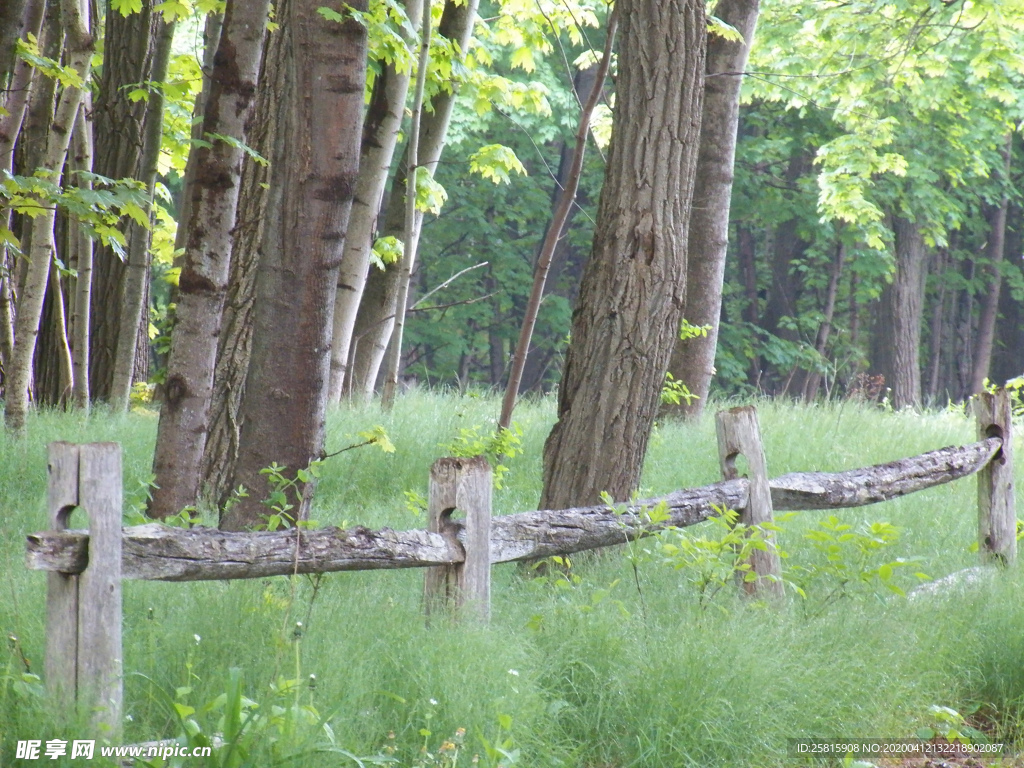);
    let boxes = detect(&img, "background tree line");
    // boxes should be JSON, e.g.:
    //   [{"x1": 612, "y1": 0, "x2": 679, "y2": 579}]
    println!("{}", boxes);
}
[{"x1": 1, "y1": 0, "x2": 1022, "y2": 528}]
